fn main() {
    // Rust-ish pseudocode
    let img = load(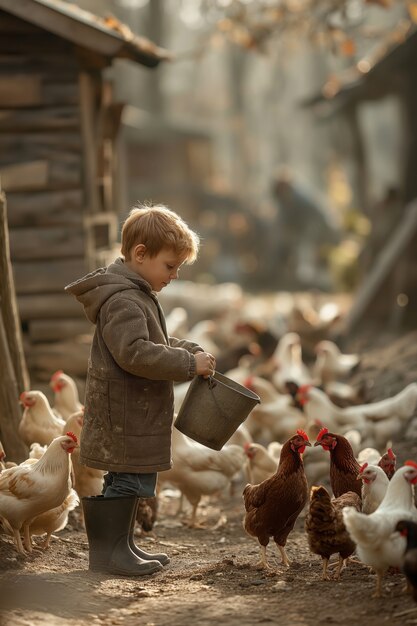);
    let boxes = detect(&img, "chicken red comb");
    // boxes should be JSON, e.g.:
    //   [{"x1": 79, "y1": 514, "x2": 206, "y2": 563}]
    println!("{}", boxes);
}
[
  {"x1": 296, "y1": 429, "x2": 309, "y2": 441},
  {"x1": 359, "y1": 462, "x2": 368, "y2": 473},
  {"x1": 243, "y1": 376, "x2": 254, "y2": 391},
  {"x1": 404, "y1": 460, "x2": 417, "y2": 470},
  {"x1": 66, "y1": 431, "x2": 78, "y2": 444},
  {"x1": 316, "y1": 427, "x2": 329, "y2": 441},
  {"x1": 298, "y1": 384, "x2": 312, "y2": 395},
  {"x1": 19, "y1": 391, "x2": 26, "y2": 401},
  {"x1": 243, "y1": 442, "x2": 252, "y2": 452},
  {"x1": 51, "y1": 370, "x2": 64, "y2": 381},
  {"x1": 387, "y1": 448, "x2": 396, "y2": 460}
]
